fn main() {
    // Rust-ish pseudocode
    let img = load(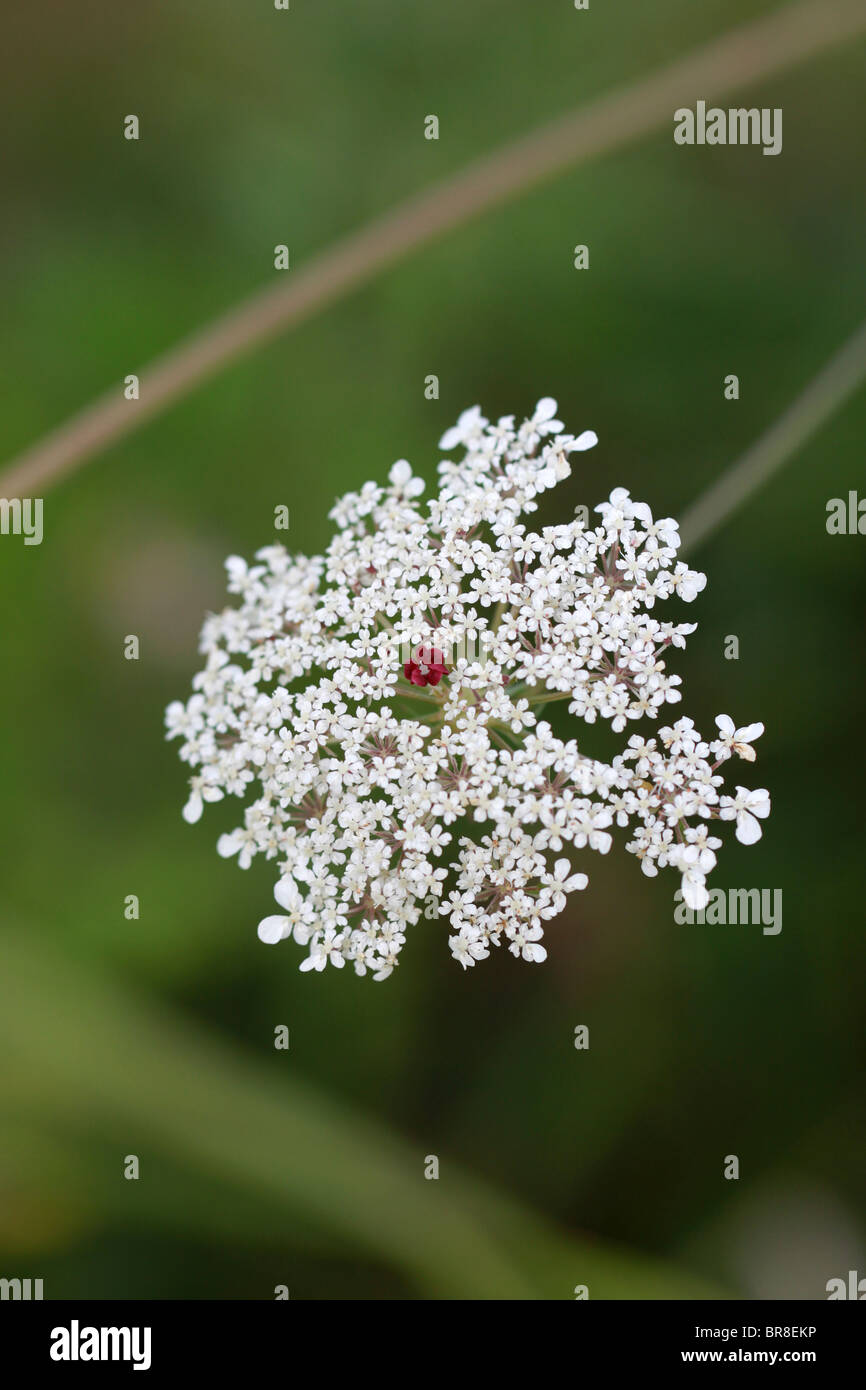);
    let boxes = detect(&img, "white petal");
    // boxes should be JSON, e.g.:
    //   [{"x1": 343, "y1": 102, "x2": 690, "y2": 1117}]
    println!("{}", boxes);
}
[
  {"x1": 682, "y1": 874, "x2": 709, "y2": 910},
  {"x1": 273, "y1": 876, "x2": 299, "y2": 910},
  {"x1": 388, "y1": 458, "x2": 412, "y2": 486},
  {"x1": 257, "y1": 915, "x2": 288, "y2": 945},
  {"x1": 739, "y1": 722, "x2": 764, "y2": 742},
  {"x1": 438, "y1": 425, "x2": 462, "y2": 450},
  {"x1": 735, "y1": 811, "x2": 762, "y2": 845},
  {"x1": 573, "y1": 430, "x2": 598, "y2": 451}
]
